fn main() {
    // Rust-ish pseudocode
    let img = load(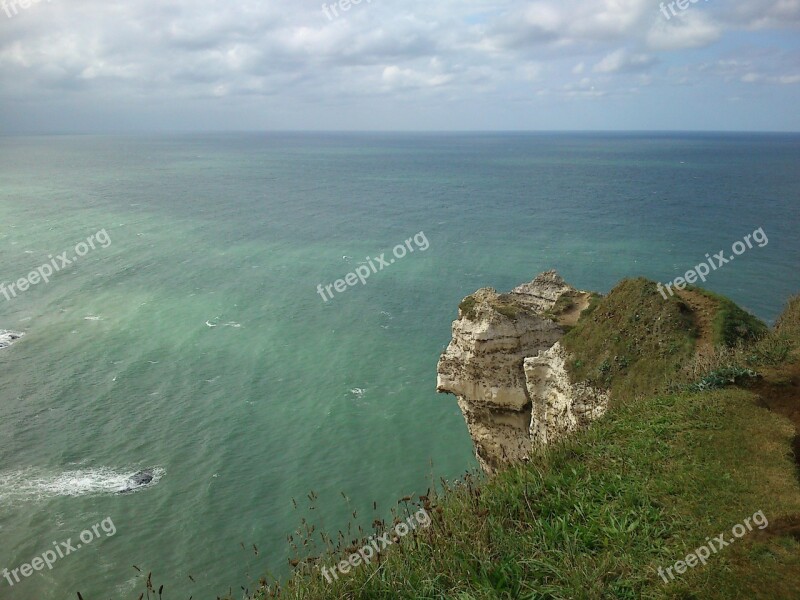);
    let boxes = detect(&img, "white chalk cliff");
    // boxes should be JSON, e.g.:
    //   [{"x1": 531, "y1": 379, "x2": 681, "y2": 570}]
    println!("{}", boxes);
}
[{"x1": 436, "y1": 271, "x2": 608, "y2": 474}]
